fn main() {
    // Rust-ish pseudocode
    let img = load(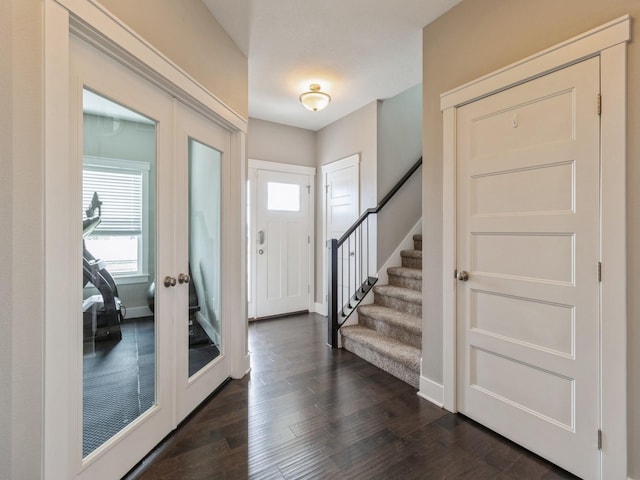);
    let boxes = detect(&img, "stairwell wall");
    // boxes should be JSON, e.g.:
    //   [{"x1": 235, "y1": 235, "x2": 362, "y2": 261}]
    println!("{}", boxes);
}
[{"x1": 377, "y1": 84, "x2": 423, "y2": 268}]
